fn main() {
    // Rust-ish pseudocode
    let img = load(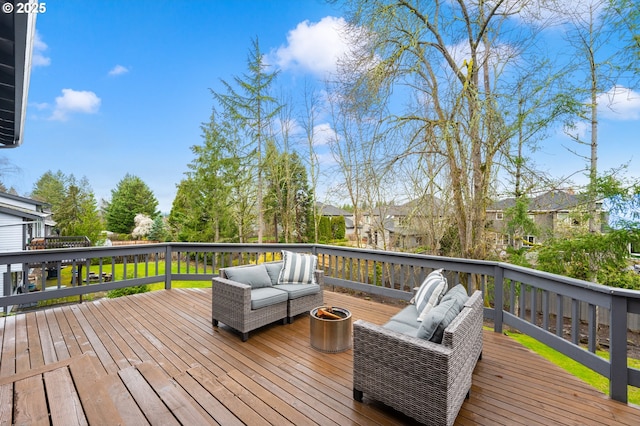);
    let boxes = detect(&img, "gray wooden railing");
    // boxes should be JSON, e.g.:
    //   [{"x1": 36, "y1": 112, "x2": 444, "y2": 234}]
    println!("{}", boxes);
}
[{"x1": 1, "y1": 242, "x2": 639, "y2": 403}]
